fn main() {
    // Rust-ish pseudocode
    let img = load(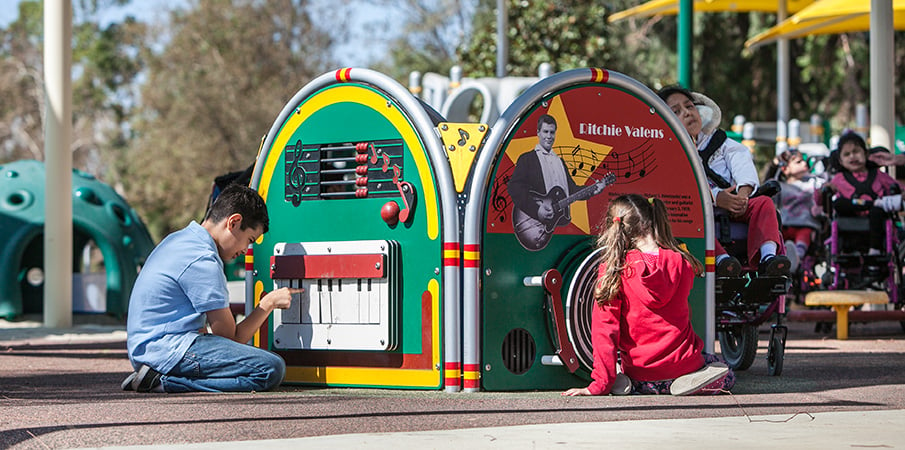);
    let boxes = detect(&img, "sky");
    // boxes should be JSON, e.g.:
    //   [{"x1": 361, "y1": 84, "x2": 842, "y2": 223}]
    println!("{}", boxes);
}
[{"x1": 0, "y1": 0, "x2": 383, "y2": 68}]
